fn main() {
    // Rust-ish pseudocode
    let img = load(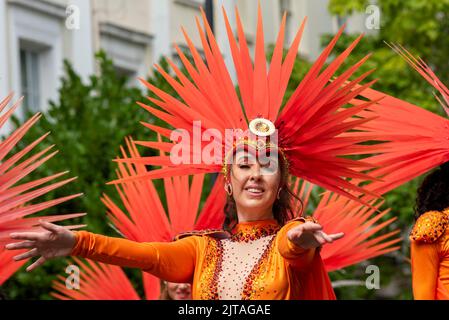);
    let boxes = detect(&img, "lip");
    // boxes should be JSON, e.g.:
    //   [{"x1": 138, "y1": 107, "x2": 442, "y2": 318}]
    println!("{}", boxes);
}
[
  {"x1": 244, "y1": 184, "x2": 265, "y2": 197},
  {"x1": 175, "y1": 292, "x2": 190, "y2": 299}
]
